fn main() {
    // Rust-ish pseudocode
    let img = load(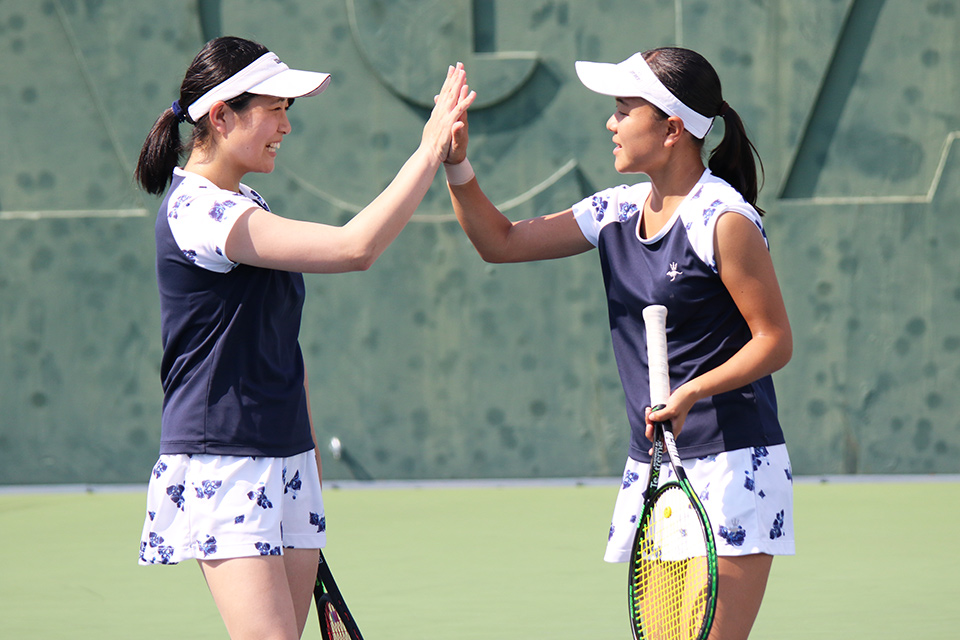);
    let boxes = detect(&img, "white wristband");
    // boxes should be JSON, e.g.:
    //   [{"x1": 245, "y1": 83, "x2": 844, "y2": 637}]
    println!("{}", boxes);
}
[{"x1": 443, "y1": 158, "x2": 475, "y2": 186}]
